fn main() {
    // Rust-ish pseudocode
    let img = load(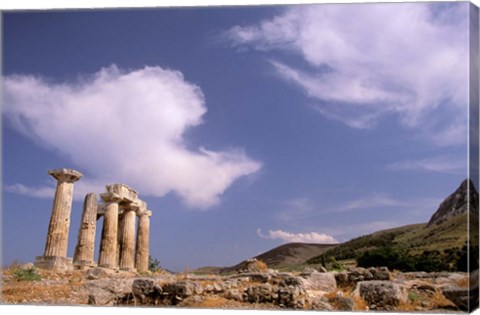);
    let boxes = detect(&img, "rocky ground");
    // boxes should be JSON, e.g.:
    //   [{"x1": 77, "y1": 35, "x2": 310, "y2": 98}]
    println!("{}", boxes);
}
[{"x1": 1, "y1": 260, "x2": 477, "y2": 312}]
